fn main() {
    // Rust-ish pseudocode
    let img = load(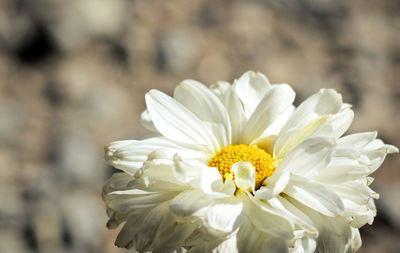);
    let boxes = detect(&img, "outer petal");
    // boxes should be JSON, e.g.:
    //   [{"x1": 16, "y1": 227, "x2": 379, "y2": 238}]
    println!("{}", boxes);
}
[
  {"x1": 288, "y1": 200, "x2": 361, "y2": 253},
  {"x1": 210, "y1": 81, "x2": 231, "y2": 99},
  {"x1": 284, "y1": 175, "x2": 344, "y2": 216},
  {"x1": 146, "y1": 90, "x2": 220, "y2": 150},
  {"x1": 276, "y1": 137, "x2": 335, "y2": 178},
  {"x1": 313, "y1": 164, "x2": 370, "y2": 184},
  {"x1": 140, "y1": 109, "x2": 158, "y2": 132},
  {"x1": 281, "y1": 89, "x2": 342, "y2": 133},
  {"x1": 346, "y1": 228, "x2": 362, "y2": 253},
  {"x1": 328, "y1": 180, "x2": 378, "y2": 216},
  {"x1": 115, "y1": 202, "x2": 198, "y2": 252},
  {"x1": 337, "y1": 131, "x2": 377, "y2": 148},
  {"x1": 223, "y1": 86, "x2": 248, "y2": 144},
  {"x1": 203, "y1": 198, "x2": 244, "y2": 237},
  {"x1": 245, "y1": 195, "x2": 295, "y2": 239},
  {"x1": 336, "y1": 132, "x2": 399, "y2": 173},
  {"x1": 174, "y1": 80, "x2": 232, "y2": 147},
  {"x1": 170, "y1": 190, "x2": 244, "y2": 237},
  {"x1": 194, "y1": 218, "x2": 289, "y2": 253},
  {"x1": 289, "y1": 235, "x2": 317, "y2": 253},
  {"x1": 240, "y1": 84, "x2": 295, "y2": 144},
  {"x1": 274, "y1": 89, "x2": 342, "y2": 157},
  {"x1": 104, "y1": 186, "x2": 180, "y2": 211},
  {"x1": 169, "y1": 190, "x2": 213, "y2": 222},
  {"x1": 255, "y1": 105, "x2": 295, "y2": 140},
  {"x1": 313, "y1": 107, "x2": 354, "y2": 139},
  {"x1": 233, "y1": 71, "x2": 272, "y2": 114},
  {"x1": 105, "y1": 137, "x2": 208, "y2": 175},
  {"x1": 266, "y1": 196, "x2": 317, "y2": 237},
  {"x1": 236, "y1": 218, "x2": 289, "y2": 253}
]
